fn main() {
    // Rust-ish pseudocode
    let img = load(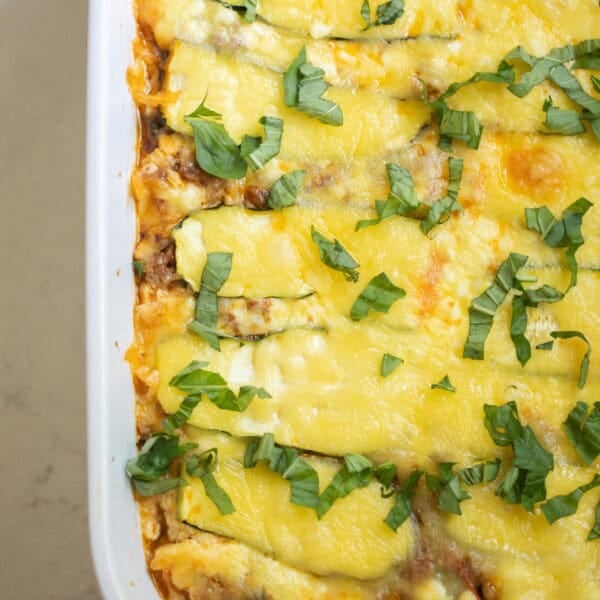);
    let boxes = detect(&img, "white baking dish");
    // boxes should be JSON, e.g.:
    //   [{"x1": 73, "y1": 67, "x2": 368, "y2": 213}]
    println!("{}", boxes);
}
[{"x1": 86, "y1": 1, "x2": 159, "y2": 598}]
